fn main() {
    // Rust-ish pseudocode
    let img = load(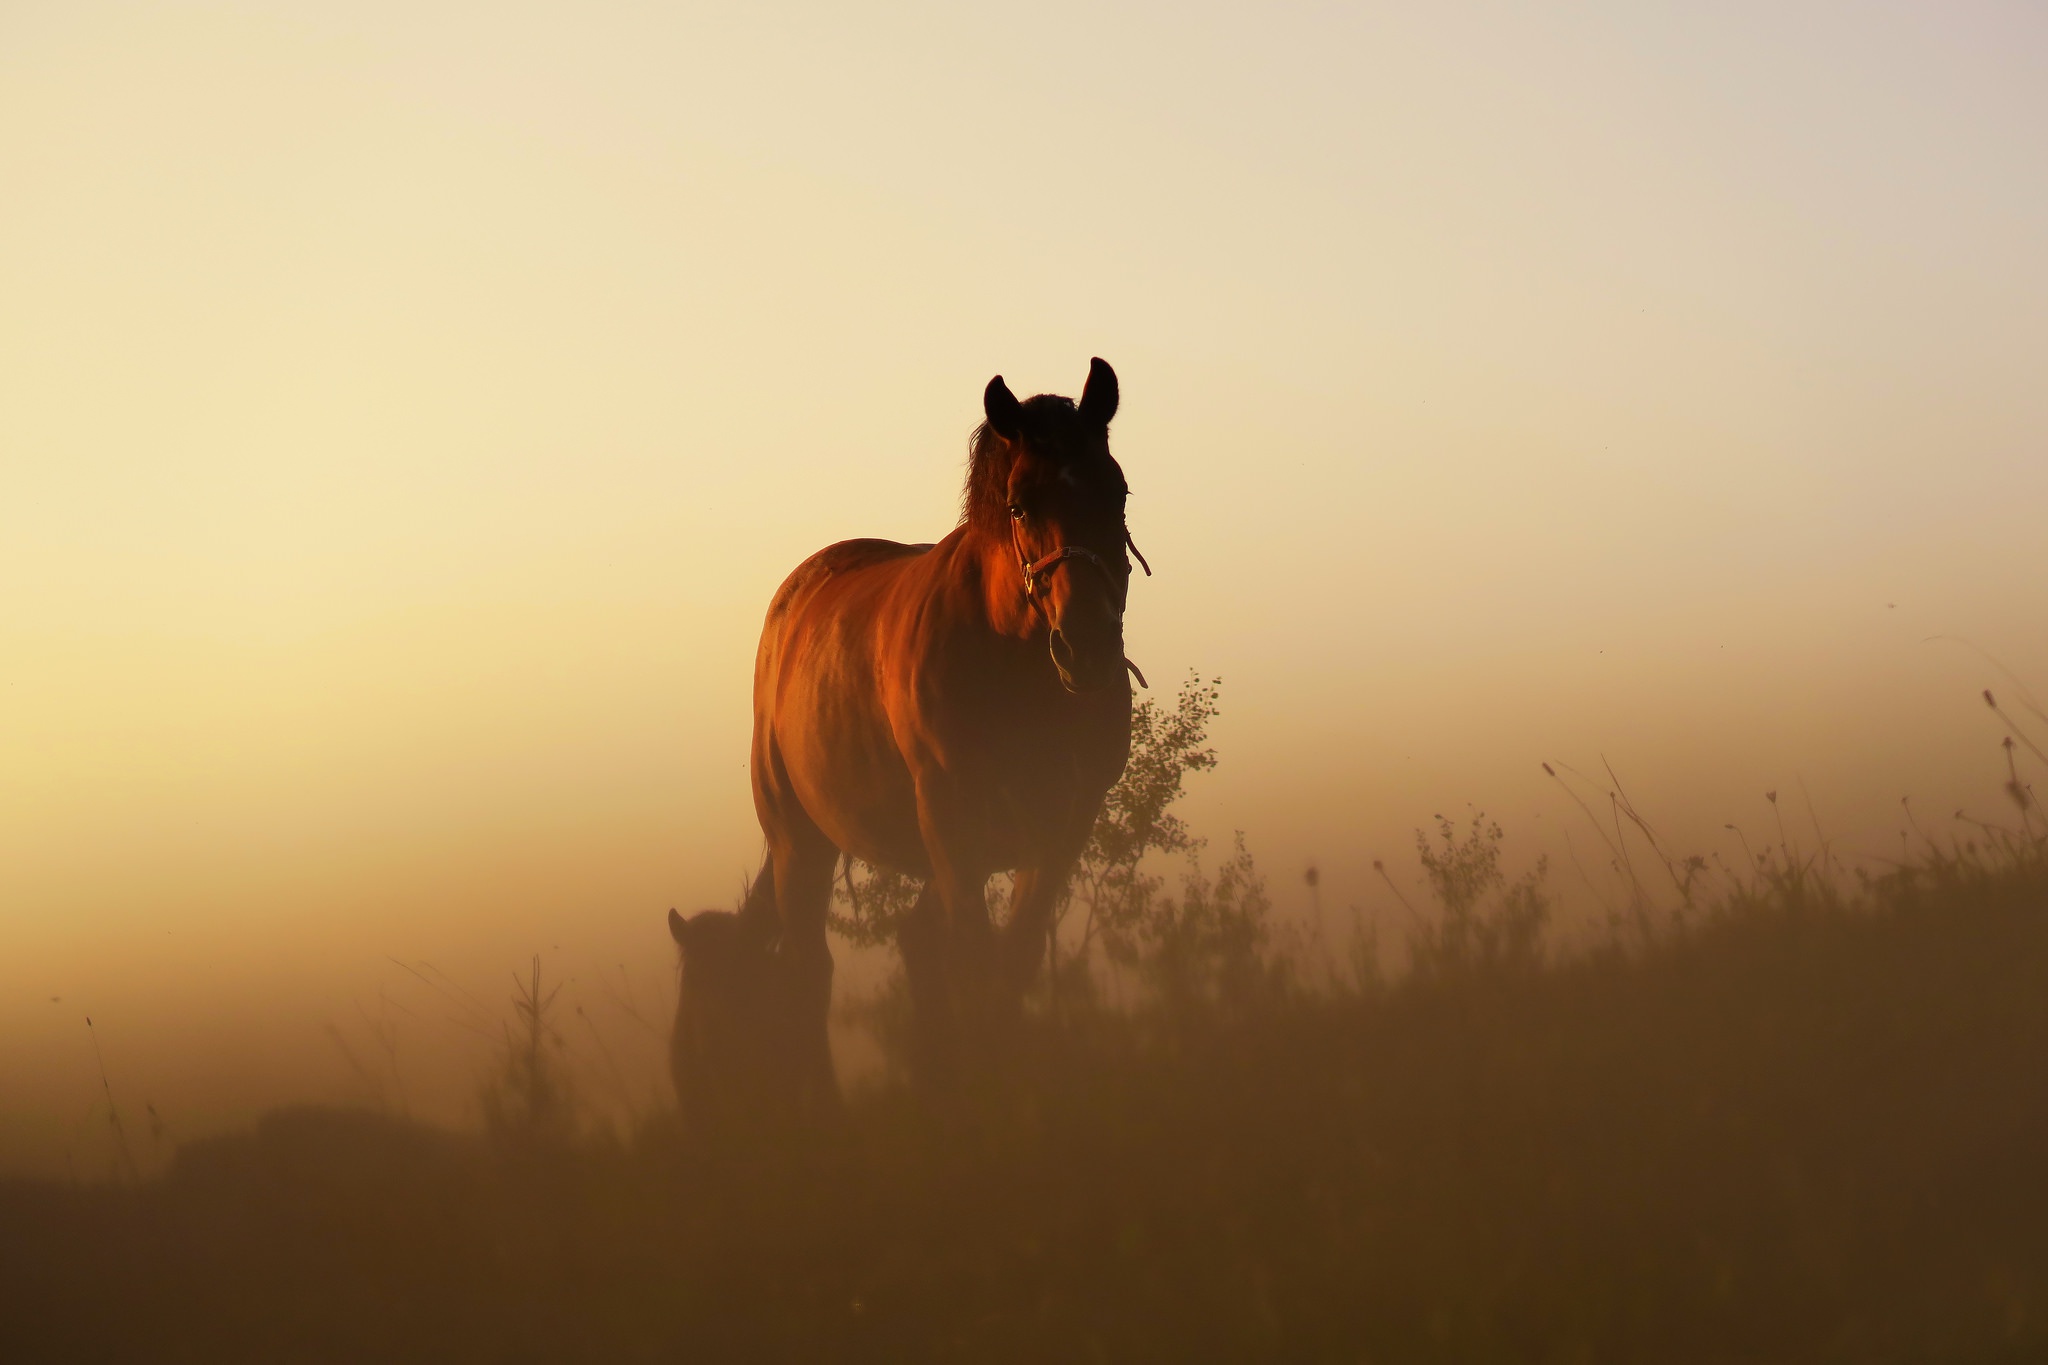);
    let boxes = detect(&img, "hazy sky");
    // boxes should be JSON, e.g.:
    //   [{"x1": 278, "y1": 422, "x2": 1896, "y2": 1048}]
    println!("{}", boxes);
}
[{"x1": 5, "y1": 0, "x2": 2047, "y2": 1172}]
